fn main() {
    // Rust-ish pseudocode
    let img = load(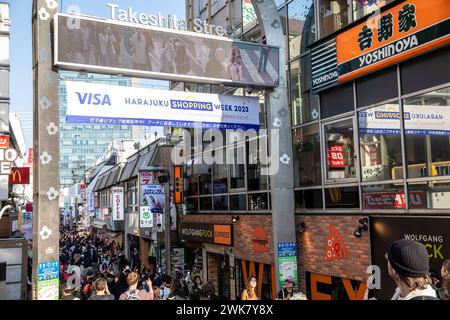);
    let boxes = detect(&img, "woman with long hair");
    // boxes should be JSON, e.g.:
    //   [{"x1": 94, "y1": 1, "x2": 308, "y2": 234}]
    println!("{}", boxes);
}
[
  {"x1": 438, "y1": 259, "x2": 450, "y2": 300},
  {"x1": 241, "y1": 276, "x2": 259, "y2": 300}
]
